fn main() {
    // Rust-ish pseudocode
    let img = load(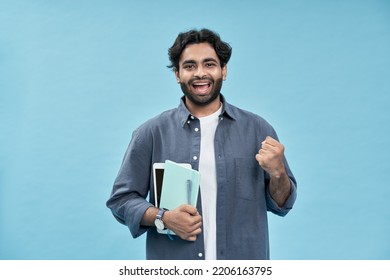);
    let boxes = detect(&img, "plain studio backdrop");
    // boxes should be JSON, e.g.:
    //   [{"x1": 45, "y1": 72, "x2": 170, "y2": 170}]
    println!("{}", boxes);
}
[{"x1": 0, "y1": 0, "x2": 389, "y2": 260}]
